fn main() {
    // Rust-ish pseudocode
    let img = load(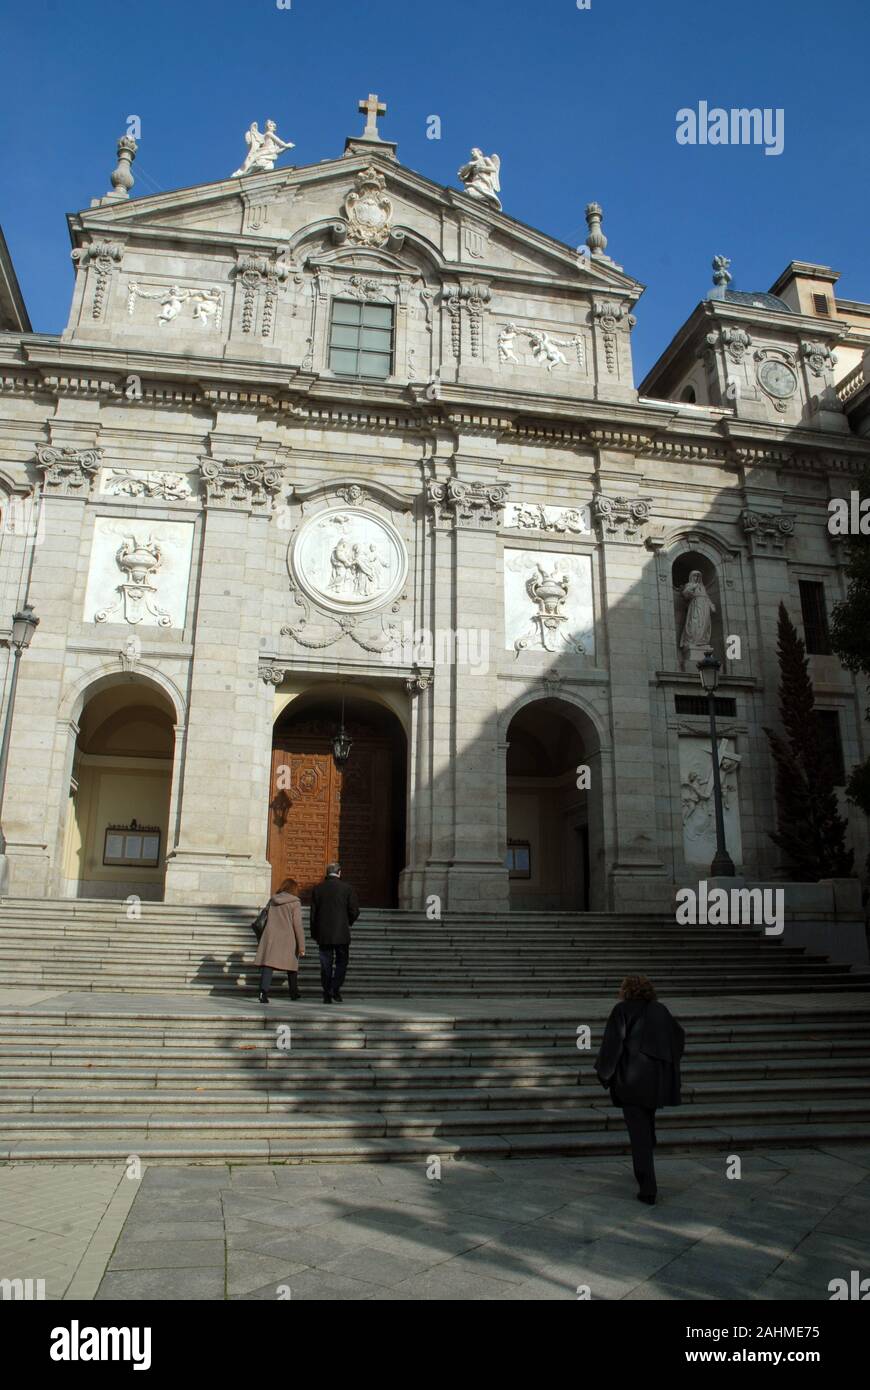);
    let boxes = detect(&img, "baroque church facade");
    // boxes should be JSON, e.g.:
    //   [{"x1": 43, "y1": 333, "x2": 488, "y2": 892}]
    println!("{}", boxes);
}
[{"x1": 0, "y1": 99, "x2": 868, "y2": 914}]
